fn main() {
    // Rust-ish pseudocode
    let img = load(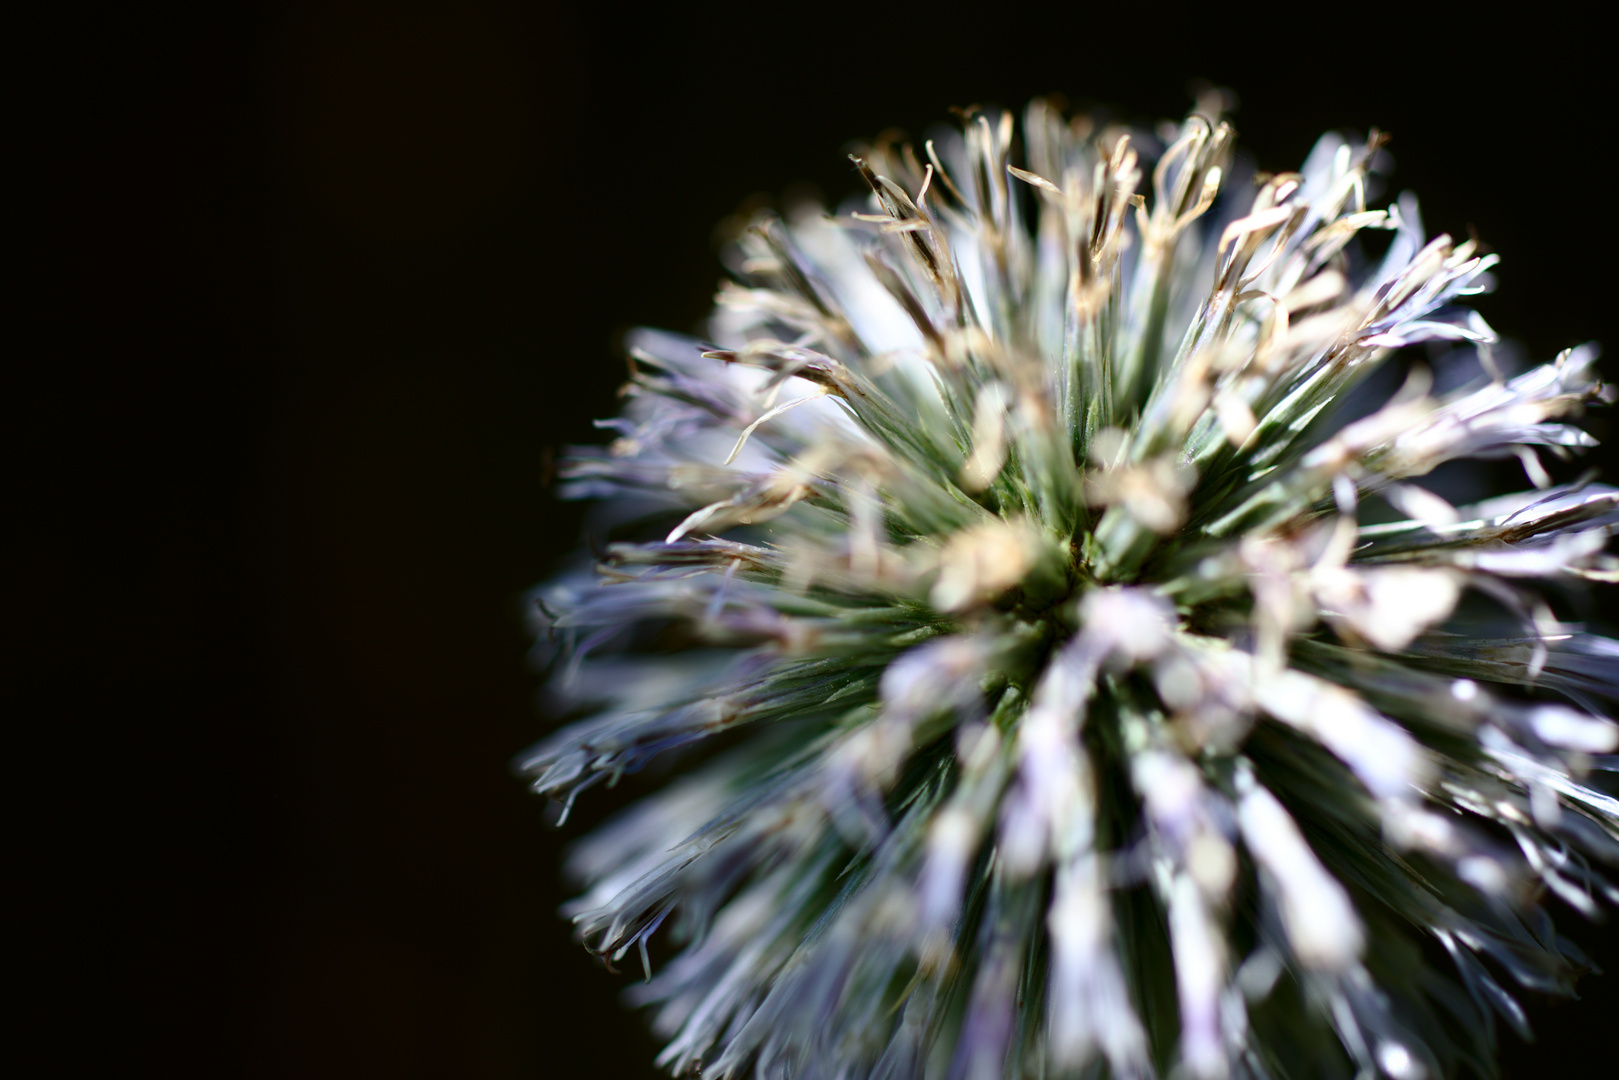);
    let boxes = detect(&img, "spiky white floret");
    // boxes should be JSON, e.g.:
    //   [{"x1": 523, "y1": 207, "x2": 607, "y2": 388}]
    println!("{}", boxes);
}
[{"x1": 526, "y1": 99, "x2": 1618, "y2": 1080}]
